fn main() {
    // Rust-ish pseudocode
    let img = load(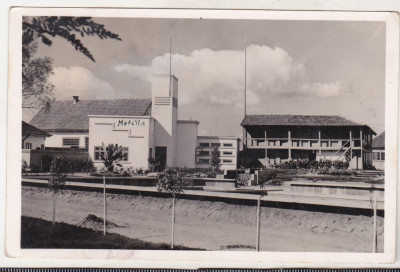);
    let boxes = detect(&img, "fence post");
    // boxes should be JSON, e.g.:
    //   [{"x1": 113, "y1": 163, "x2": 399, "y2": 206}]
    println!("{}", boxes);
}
[
  {"x1": 256, "y1": 195, "x2": 261, "y2": 251},
  {"x1": 171, "y1": 196, "x2": 175, "y2": 250},
  {"x1": 52, "y1": 195, "x2": 56, "y2": 225},
  {"x1": 373, "y1": 190, "x2": 377, "y2": 253},
  {"x1": 41, "y1": 160, "x2": 43, "y2": 172},
  {"x1": 103, "y1": 175, "x2": 107, "y2": 236}
]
